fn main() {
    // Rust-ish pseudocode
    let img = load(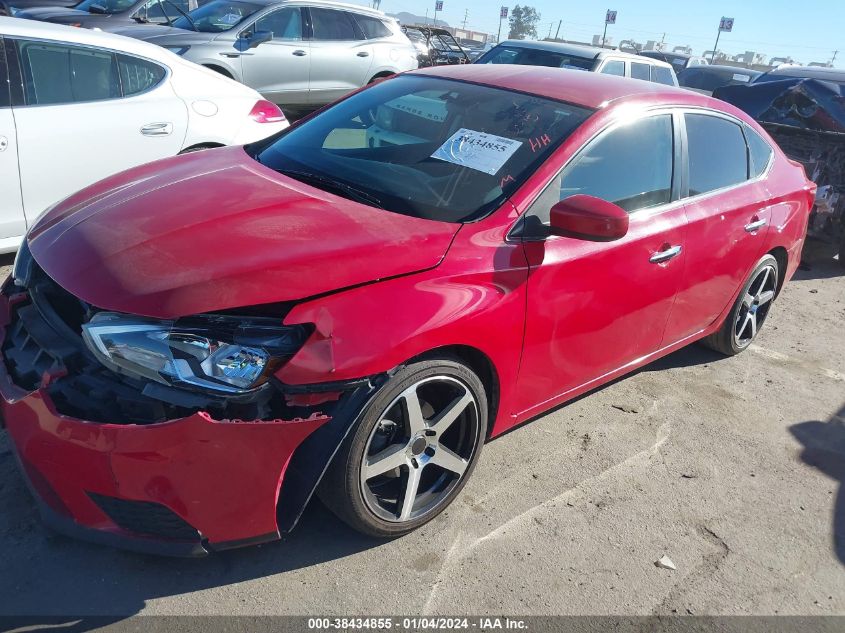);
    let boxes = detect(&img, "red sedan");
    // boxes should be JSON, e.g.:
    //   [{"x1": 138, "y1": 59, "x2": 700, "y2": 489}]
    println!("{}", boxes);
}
[{"x1": 0, "y1": 65, "x2": 813, "y2": 555}]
